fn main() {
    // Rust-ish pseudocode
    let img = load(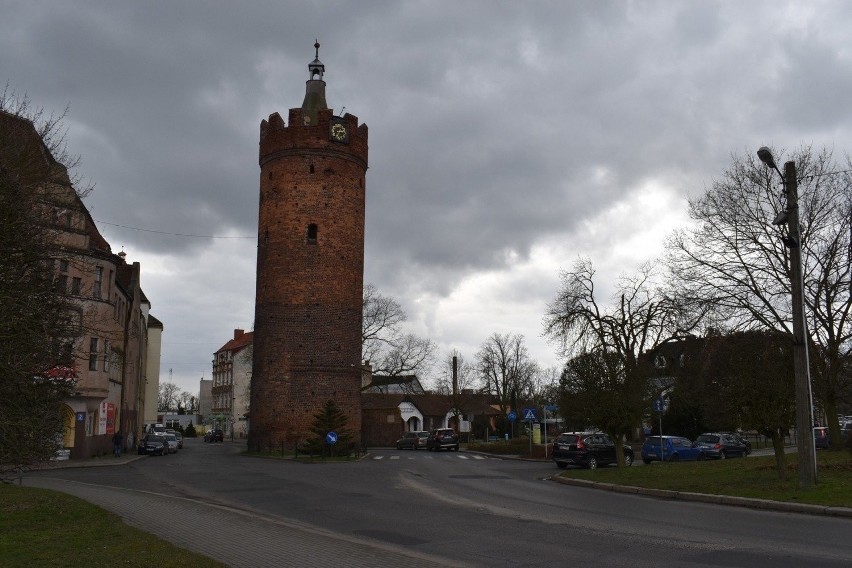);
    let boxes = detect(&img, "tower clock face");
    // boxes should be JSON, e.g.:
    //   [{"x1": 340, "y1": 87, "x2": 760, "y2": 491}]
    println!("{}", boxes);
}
[{"x1": 330, "y1": 122, "x2": 348, "y2": 142}]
